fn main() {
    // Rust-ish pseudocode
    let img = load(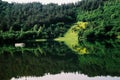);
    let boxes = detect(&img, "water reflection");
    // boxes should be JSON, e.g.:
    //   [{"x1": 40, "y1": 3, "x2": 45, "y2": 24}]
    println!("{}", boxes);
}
[
  {"x1": 11, "y1": 72, "x2": 120, "y2": 80},
  {"x1": 0, "y1": 40, "x2": 120, "y2": 80}
]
